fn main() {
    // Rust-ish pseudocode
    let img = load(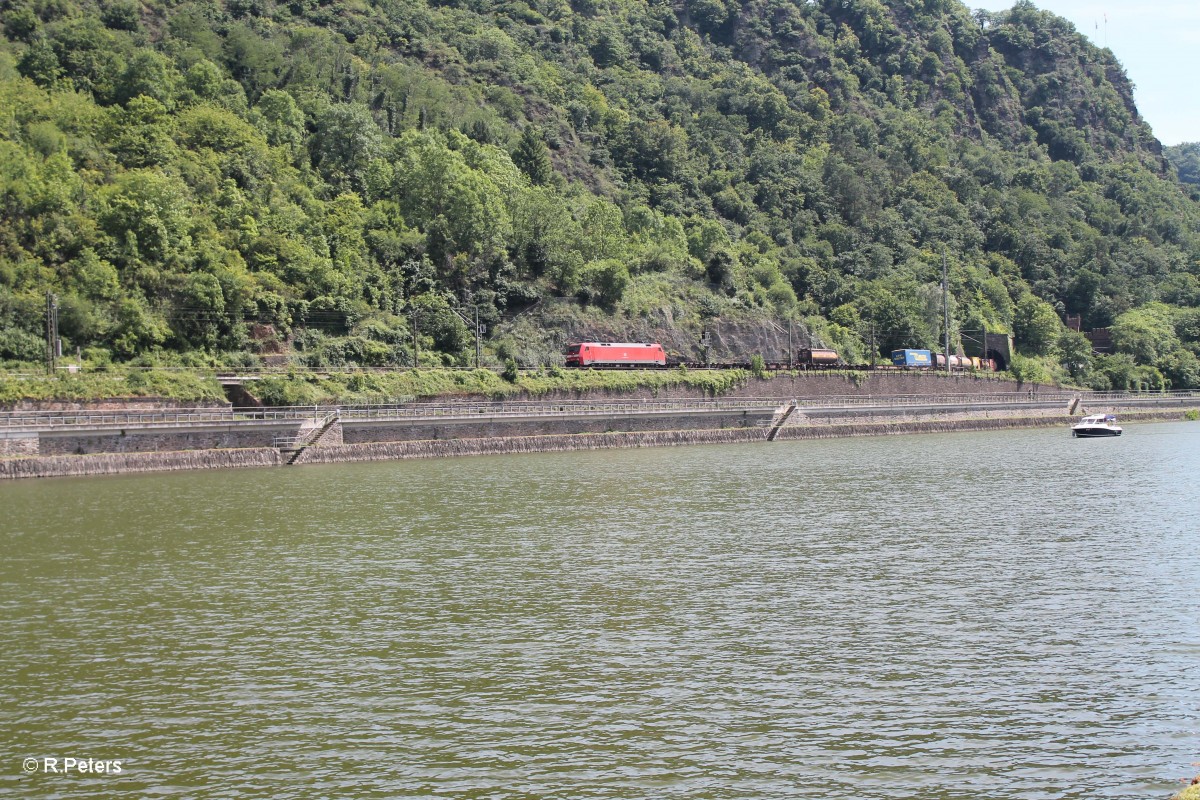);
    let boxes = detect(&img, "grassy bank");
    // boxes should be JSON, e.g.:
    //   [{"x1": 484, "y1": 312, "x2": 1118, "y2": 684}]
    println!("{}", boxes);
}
[
  {"x1": 0, "y1": 366, "x2": 756, "y2": 406},
  {"x1": 0, "y1": 370, "x2": 226, "y2": 405},
  {"x1": 2, "y1": 365, "x2": 1027, "y2": 406},
  {"x1": 251, "y1": 367, "x2": 756, "y2": 405}
]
